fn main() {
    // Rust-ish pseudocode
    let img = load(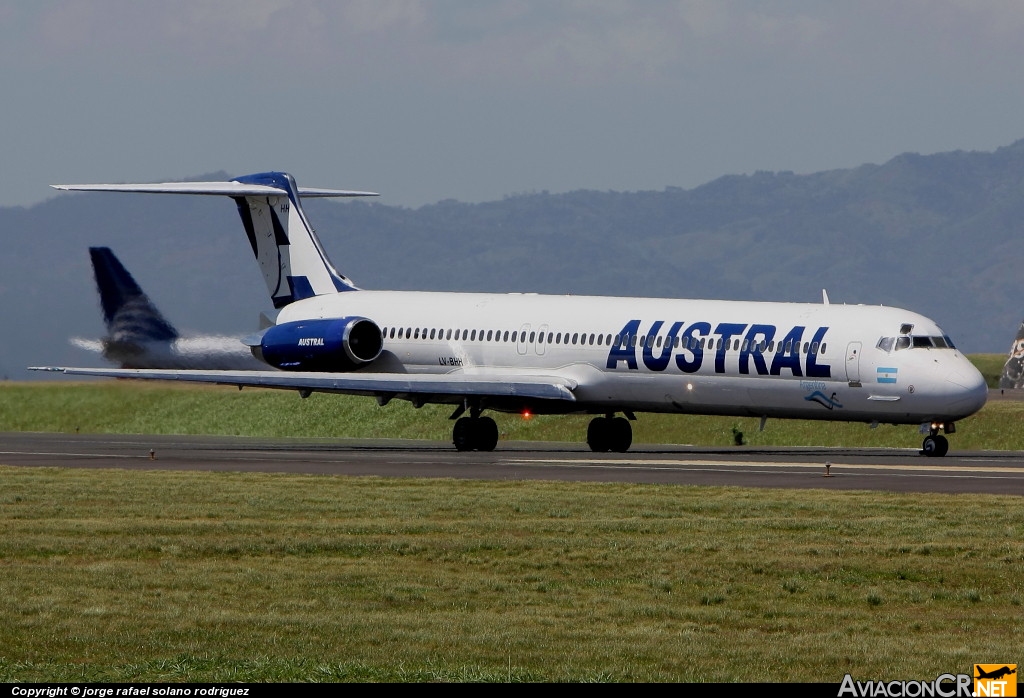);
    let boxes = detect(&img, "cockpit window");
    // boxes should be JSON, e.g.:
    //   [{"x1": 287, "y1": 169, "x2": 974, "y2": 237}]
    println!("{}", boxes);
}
[{"x1": 885, "y1": 334, "x2": 955, "y2": 351}]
